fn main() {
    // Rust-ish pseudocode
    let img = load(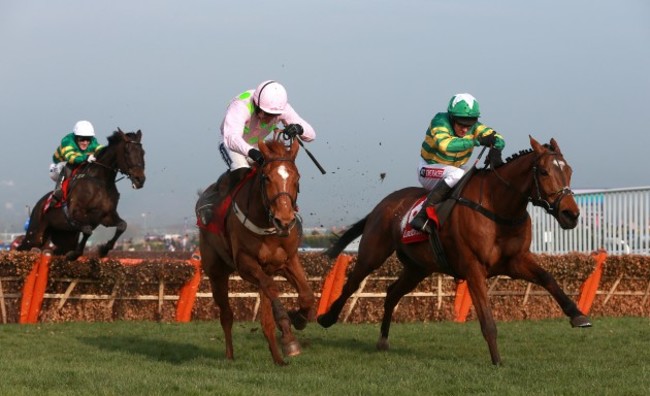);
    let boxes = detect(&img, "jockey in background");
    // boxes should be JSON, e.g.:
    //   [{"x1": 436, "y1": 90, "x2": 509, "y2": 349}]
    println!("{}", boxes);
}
[
  {"x1": 410, "y1": 93, "x2": 505, "y2": 233},
  {"x1": 197, "y1": 80, "x2": 316, "y2": 224},
  {"x1": 49, "y1": 120, "x2": 103, "y2": 204}
]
